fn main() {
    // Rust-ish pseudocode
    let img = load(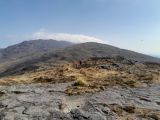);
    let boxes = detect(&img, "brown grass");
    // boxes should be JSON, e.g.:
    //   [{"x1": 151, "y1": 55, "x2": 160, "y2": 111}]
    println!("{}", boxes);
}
[
  {"x1": 73, "y1": 78, "x2": 88, "y2": 87},
  {"x1": 0, "y1": 59, "x2": 159, "y2": 95},
  {"x1": 108, "y1": 104, "x2": 160, "y2": 120}
]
